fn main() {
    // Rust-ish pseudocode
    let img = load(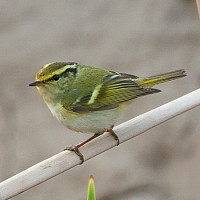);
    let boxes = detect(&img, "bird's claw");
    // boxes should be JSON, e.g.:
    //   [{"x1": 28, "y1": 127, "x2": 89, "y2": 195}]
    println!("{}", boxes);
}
[
  {"x1": 107, "y1": 127, "x2": 120, "y2": 145},
  {"x1": 64, "y1": 145, "x2": 84, "y2": 164}
]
